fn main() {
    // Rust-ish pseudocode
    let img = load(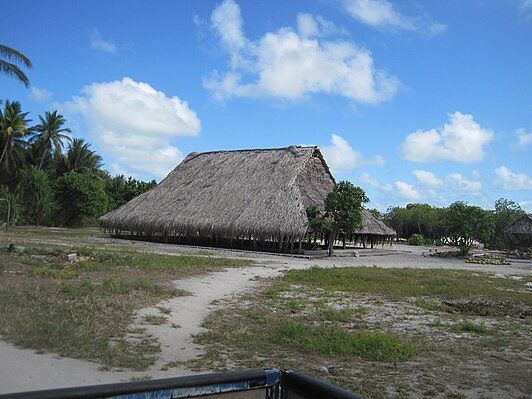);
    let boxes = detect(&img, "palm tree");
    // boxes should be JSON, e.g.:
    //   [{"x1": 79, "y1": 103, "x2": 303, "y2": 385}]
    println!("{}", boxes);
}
[
  {"x1": 56, "y1": 138, "x2": 103, "y2": 175},
  {"x1": 0, "y1": 100, "x2": 32, "y2": 185},
  {"x1": 0, "y1": 45, "x2": 32, "y2": 87},
  {"x1": 32, "y1": 111, "x2": 71, "y2": 170}
]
